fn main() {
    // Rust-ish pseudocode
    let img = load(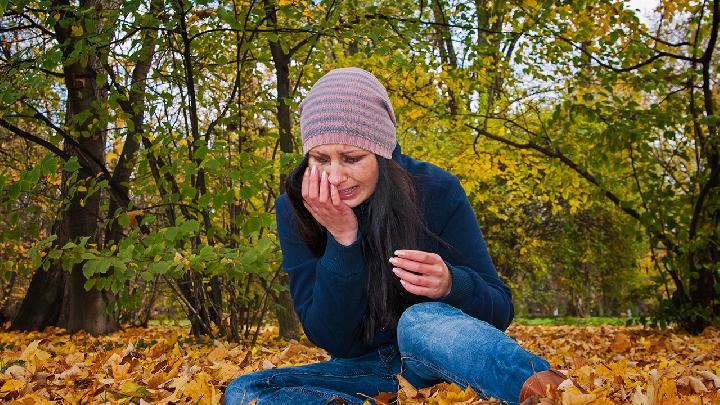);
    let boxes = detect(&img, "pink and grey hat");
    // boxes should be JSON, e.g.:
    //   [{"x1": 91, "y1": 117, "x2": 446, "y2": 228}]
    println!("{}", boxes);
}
[{"x1": 299, "y1": 67, "x2": 397, "y2": 159}]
